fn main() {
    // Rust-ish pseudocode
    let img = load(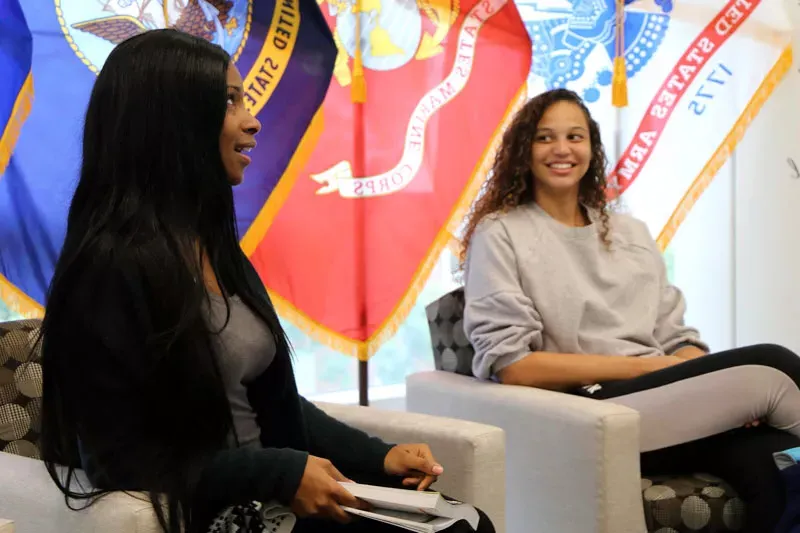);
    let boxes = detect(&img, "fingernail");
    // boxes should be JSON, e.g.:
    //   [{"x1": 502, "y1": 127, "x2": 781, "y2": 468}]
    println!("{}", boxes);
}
[{"x1": 432, "y1": 464, "x2": 444, "y2": 475}]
